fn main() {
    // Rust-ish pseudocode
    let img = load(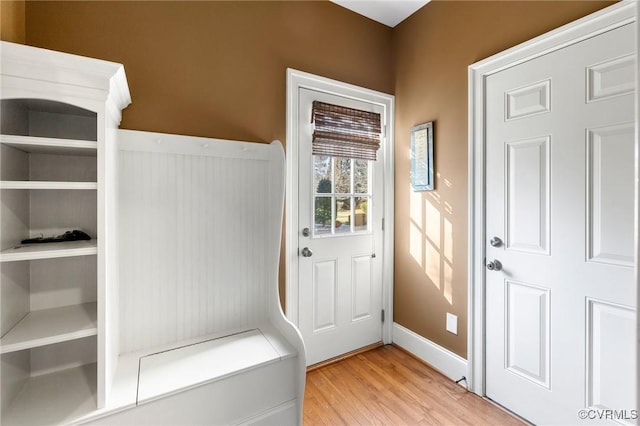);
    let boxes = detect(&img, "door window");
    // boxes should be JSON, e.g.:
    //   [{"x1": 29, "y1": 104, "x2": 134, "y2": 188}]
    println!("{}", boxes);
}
[{"x1": 313, "y1": 155, "x2": 371, "y2": 236}]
